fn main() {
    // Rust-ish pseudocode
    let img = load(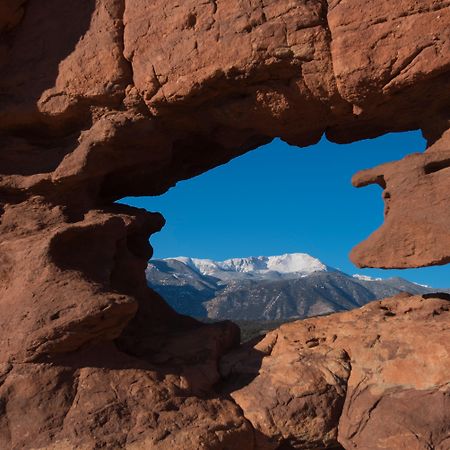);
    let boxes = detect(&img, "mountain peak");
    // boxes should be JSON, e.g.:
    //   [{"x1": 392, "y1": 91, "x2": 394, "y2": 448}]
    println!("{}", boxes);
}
[
  {"x1": 165, "y1": 252, "x2": 331, "y2": 280},
  {"x1": 265, "y1": 253, "x2": 328, "y2": 274}
]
